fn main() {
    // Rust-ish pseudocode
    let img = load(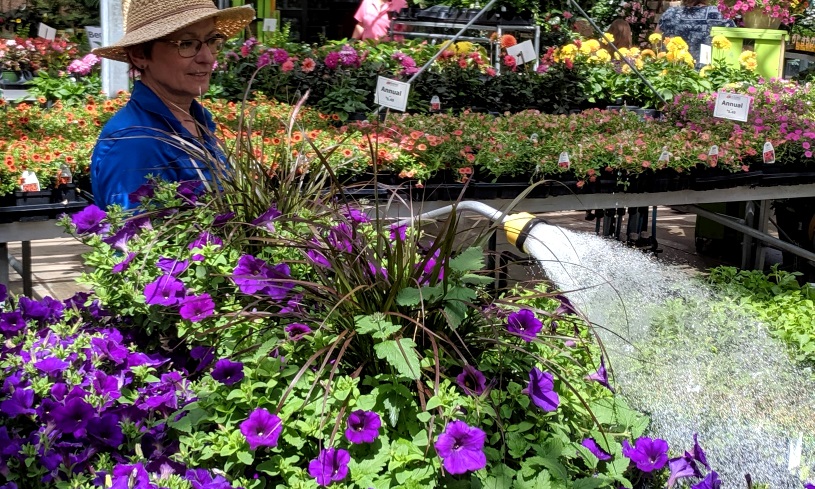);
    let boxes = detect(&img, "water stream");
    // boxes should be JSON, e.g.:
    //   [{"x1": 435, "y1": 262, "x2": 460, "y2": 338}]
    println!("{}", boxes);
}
[{"x1": 524, "y1": 223, "x2": 815, "y2": 488}]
